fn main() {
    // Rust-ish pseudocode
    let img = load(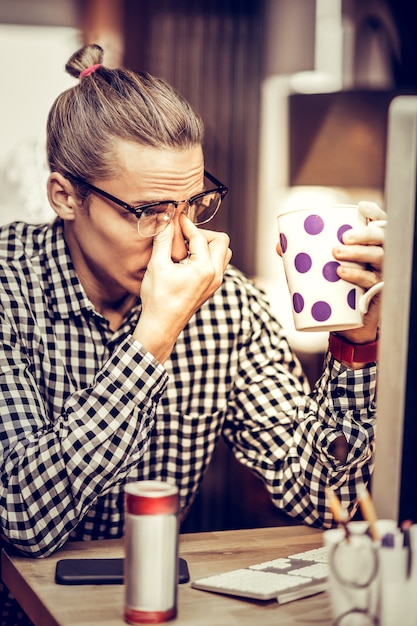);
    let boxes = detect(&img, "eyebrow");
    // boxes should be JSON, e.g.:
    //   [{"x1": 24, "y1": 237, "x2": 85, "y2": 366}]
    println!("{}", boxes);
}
[{"x1": 129, "y1": 183, "x2": 208, "y2": 207}]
